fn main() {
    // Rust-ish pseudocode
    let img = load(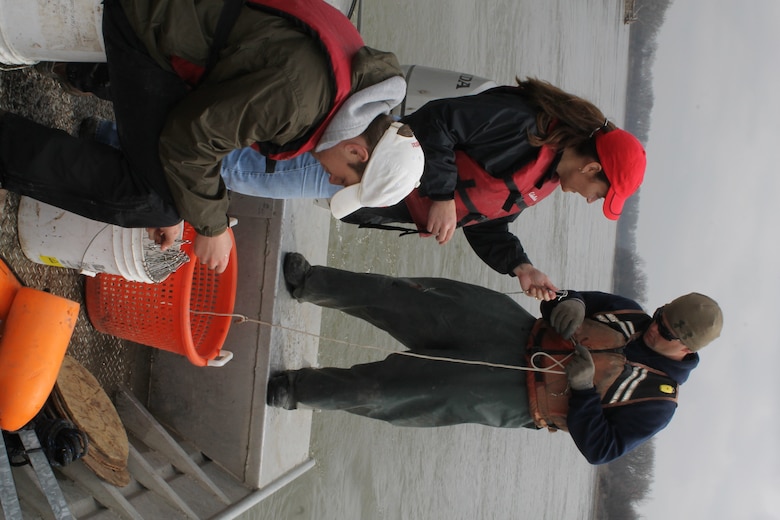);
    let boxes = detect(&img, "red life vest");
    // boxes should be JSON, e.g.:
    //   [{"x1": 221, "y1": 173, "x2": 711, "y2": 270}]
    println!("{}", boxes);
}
[
  {"x1": 170, "y1": 0, "x2": 364, "y2": 160},
  {"x1": 526, "y1": 313, "x2": 679, "y2": 432},
  {"x1": 404, "y1": 146, "x2": 560, "y2": 230}
]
